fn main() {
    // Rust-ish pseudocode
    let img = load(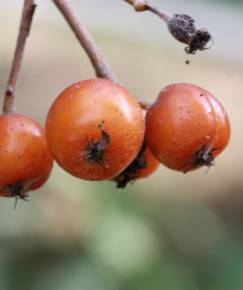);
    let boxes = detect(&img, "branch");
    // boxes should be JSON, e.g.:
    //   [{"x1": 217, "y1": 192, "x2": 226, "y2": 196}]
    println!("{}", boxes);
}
[
  {"x1": 3, "y1": 0, "x2": 36, "y2": 115},
  {"x1": 53, "y1": 0, "x2": 150, "y2": 109},
  {"x1": 52, "y1": 0, "x2": 118, "y2": 83},
  {"x1": 122, "y1": 0, "x2": 212, "y2": 54}
]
